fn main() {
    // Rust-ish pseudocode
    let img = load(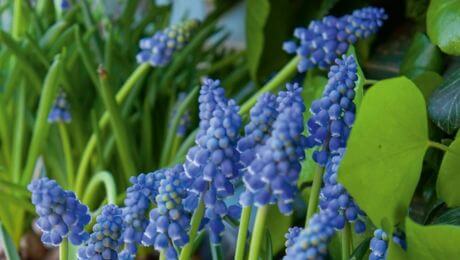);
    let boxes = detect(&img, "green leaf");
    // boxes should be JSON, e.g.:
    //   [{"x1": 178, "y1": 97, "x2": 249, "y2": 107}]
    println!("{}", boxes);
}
[
  {"x1": 266, "y1": 205, "x2": 292, "y2": 254},
  {"x1": 404, "y1": 217, "x2": 460, "y2": 259},
  {"x1": 339, "y1": 77, "x2": 429, "y2": 229},
  {"x1": 428, "y1": 67, "x2": 460, "y2": 134},
  {"x1": 400, "y1": 33, "x2": 444, "y2": 78},
  {"x1": 412, "y1": 71, "x2": 444, "y2": 102},
  {"x1": 436, "y1": 136, "x2": 460, "y2": 206},
  {"x1": 0, "y1": 222, "x2": 20, "y2": 260},
  {"x1": 246, "y1": 0, "x2": 270, "y2": 82},
  {"x1": 427, "y1": 0, "x2": 460, "y2": 55},
  {"x1": 432, "y1": 208, "x2": 460, "y2": 225},
  {"x1": 350, "y1": 238, "x2": 370, "y2": 260}
]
